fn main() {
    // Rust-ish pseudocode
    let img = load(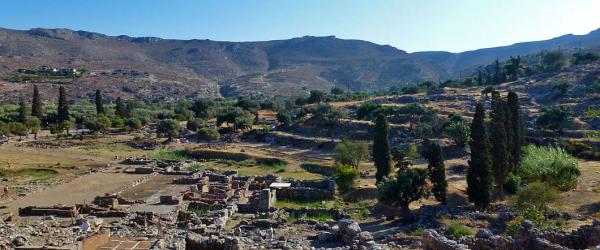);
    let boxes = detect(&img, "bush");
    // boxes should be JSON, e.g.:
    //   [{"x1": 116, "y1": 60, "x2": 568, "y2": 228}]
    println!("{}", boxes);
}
[
  {"x1": 446, "y1": 221, "x2": 473, "y2": 238},
  {"x1": 512, "y1": 182, "x2": 559, "y2": 212},
  {"x1": 335, "y1": 163, "x2": 359, "y2": 190},
  {"x1": 196, "y1": 127, "x2": 220, "y2": 142},
  {"x1": 276, "y1": 112, "x2": 291, "y2": 126},
  {"x1": 504, "y1": 172, "x2": 522, "y2": 194},
  {"x1": 519, "y1": 145, "x2": 580, "y2": 191},
  {"x1": 506, "y1": 182, "x2": 562, "y2": 235},
  {"x1": 125, "y1": 117, "x2": 143, "y2": 131},
  {"x1": 558, "y1": 140, "x2": 600, "y2": 160},
  {"x1": 300, "y1": 163, "x2": 336, "y2": 177},
  {"x1": 333, "y1": 140, "x2": 370, "y2": 168},
  {"x1": 186, "y1": 118, "x2": 204, "y2": 131},
  {"x1": 377, "y1": 168, "x2": 429, "y2": 216},
  {"x1": 536, "y1": 106, "x2": 572, "y2": 132},
  {"x1": 444, "y1": 119, "x2": 470, "y2": 148}
]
